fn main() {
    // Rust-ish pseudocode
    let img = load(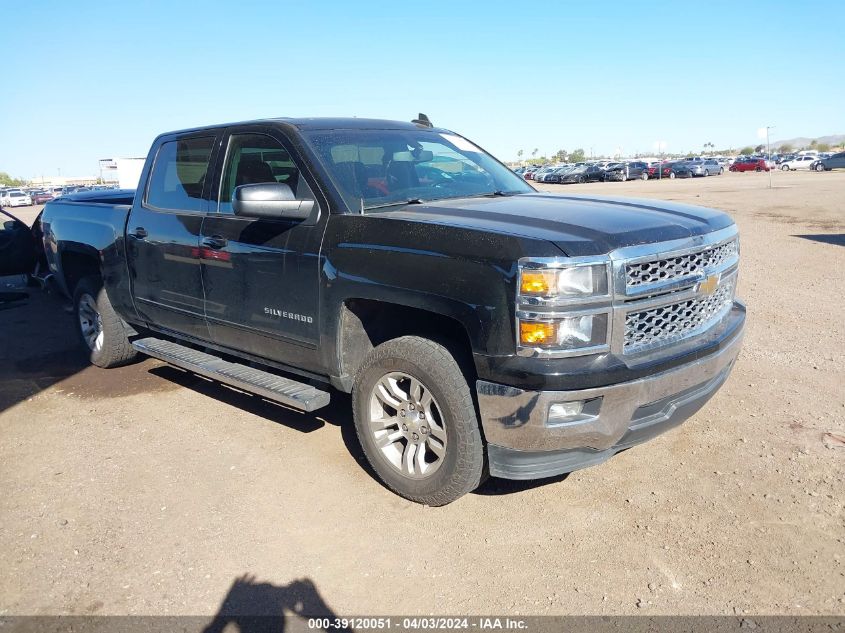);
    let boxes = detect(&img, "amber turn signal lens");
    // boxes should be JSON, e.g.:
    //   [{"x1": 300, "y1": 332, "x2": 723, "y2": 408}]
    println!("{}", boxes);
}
[
  {"x1": 519, "y1": 321, "x2": 556, "y2": 345},
  {"x1": 520, "y1": 270, "x2": 556, "y2": 295}
]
